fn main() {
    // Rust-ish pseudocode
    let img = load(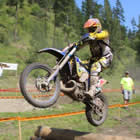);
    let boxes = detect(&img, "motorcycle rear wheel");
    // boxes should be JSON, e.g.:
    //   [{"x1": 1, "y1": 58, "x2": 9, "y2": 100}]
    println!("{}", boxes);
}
[
  {"x1": 85, "y1": 93, "x2": 108, "y2": 126},
  {"x1": 20, "y1": 63, "x2": 60, "y2": 108}
]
